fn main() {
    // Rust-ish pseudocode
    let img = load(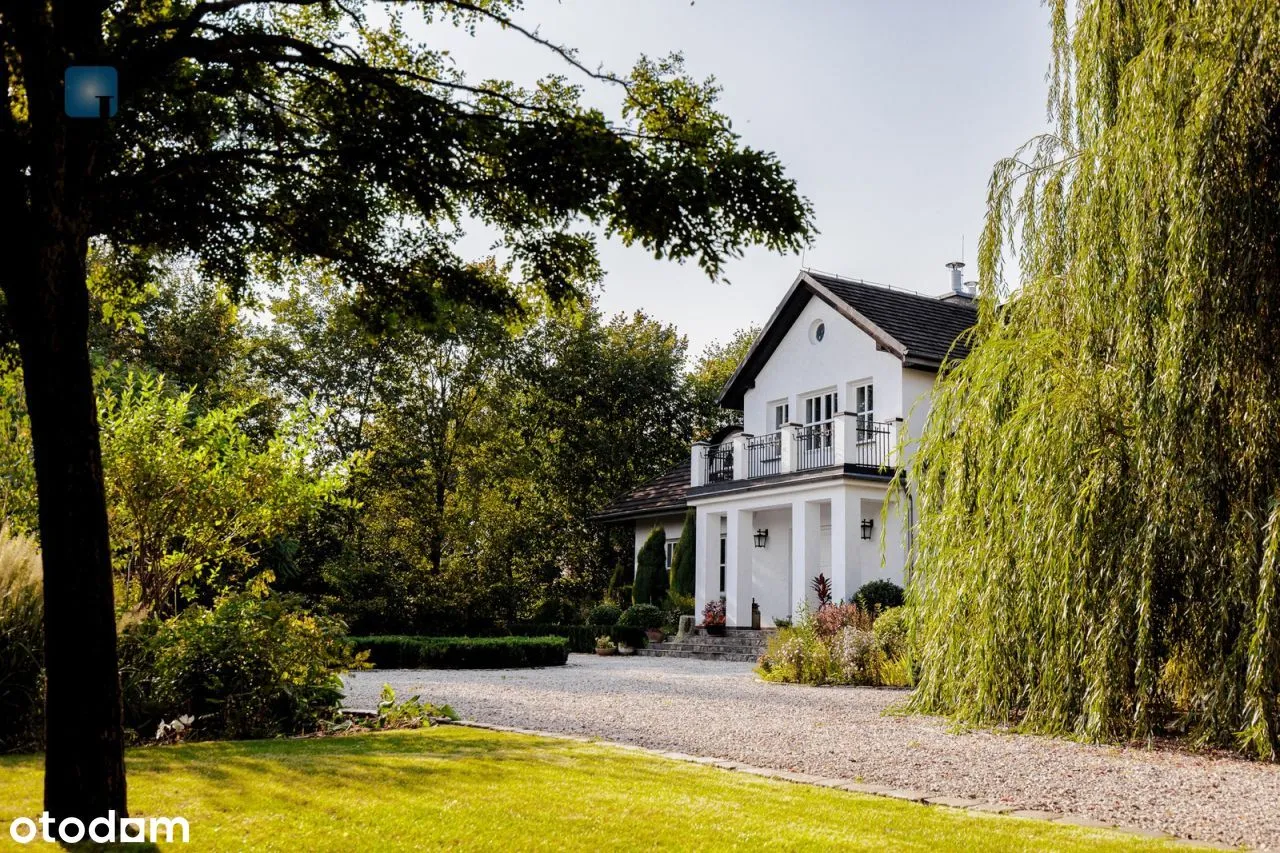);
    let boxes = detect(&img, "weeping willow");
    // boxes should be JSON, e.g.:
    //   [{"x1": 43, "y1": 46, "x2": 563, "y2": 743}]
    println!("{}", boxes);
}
[{"x1": 908, "y1": 0, "x2": 1280, "y2": 758}]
